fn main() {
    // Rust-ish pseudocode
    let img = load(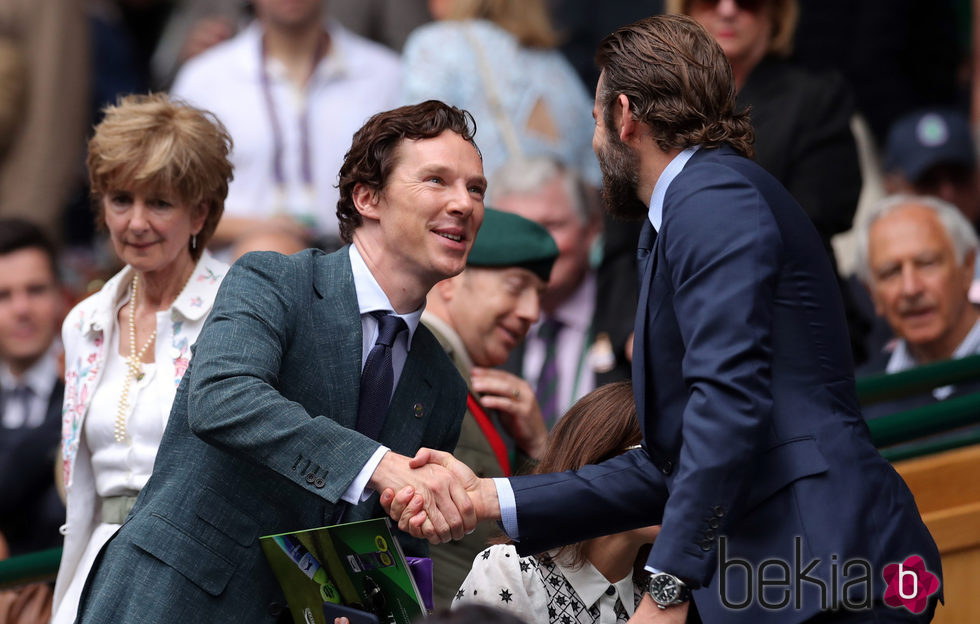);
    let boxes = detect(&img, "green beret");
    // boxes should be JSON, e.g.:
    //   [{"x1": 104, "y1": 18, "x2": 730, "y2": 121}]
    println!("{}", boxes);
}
[{"x1": 466, "y1": 207, "x2": 558, "y2": 283}]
